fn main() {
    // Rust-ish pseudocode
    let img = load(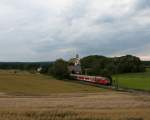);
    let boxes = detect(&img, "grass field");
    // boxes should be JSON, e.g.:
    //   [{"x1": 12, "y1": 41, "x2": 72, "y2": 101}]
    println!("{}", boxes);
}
[
  {"x1": 0, "y1": 70, "x2": 149, "y2": 120},
  {"x1": 113, "y1": 68, "x2": 150, "y2": 91},
  {"x1": 0, "y1": 70, "x2": 104, "y2": 96}
]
